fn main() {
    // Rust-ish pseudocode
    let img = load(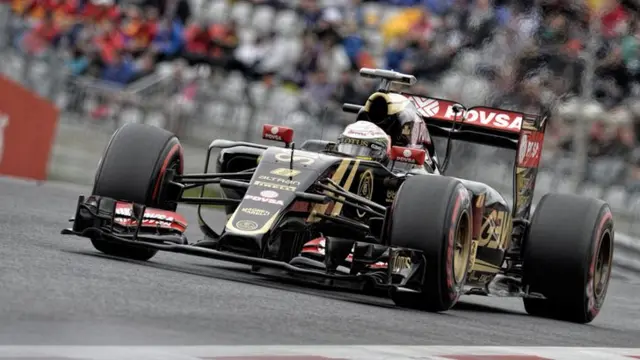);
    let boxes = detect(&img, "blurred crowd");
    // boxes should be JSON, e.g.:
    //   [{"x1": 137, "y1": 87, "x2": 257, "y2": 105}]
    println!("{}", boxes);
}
[{"x1": 4, "y1": 0, "x2": 640, "y2": 191}]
